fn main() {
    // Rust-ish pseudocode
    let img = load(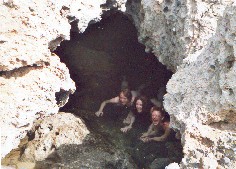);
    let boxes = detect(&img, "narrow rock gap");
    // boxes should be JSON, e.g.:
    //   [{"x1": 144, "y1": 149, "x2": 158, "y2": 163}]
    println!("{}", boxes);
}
[
  {"x1": 0, "y1": 65, "x2": 43, "y2": 79},
  {"x1": 55, "y1": 11, "x2": 183, "y2": 168}
]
